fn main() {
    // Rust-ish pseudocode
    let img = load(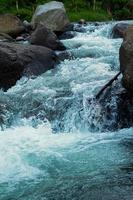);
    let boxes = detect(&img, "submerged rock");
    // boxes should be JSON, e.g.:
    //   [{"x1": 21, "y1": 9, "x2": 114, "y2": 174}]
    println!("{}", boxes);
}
[
  {"x1": 31, "y1": 1, "x2": 70, "y2": 32},
  {"x1": 0, "y1": 14, "x2": 25, "y2": 37},
  {"x1": 120, "y1": 26, "x2": 133, "y2": 92},
  {"x1": 0, "y1": 42, "x2": 57, "y2": 90},
  {"x1": 30, "y1": 24, "x2": 66, "y2": 50}
]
